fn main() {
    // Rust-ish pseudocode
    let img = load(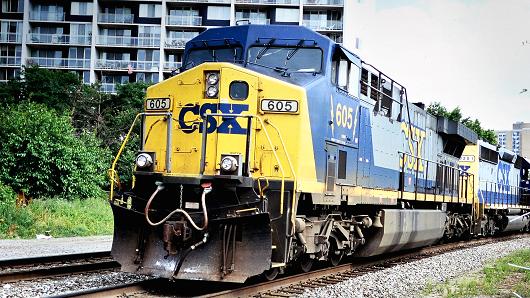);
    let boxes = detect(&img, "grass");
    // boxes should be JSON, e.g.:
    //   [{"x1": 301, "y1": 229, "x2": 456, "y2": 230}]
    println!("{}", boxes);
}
[
  {"x1": 424, "y1": 249, "x2": 530, "y2": 297},
  {"x1": 0, "y1": 196, "x2": 114, "y2": 239}
]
